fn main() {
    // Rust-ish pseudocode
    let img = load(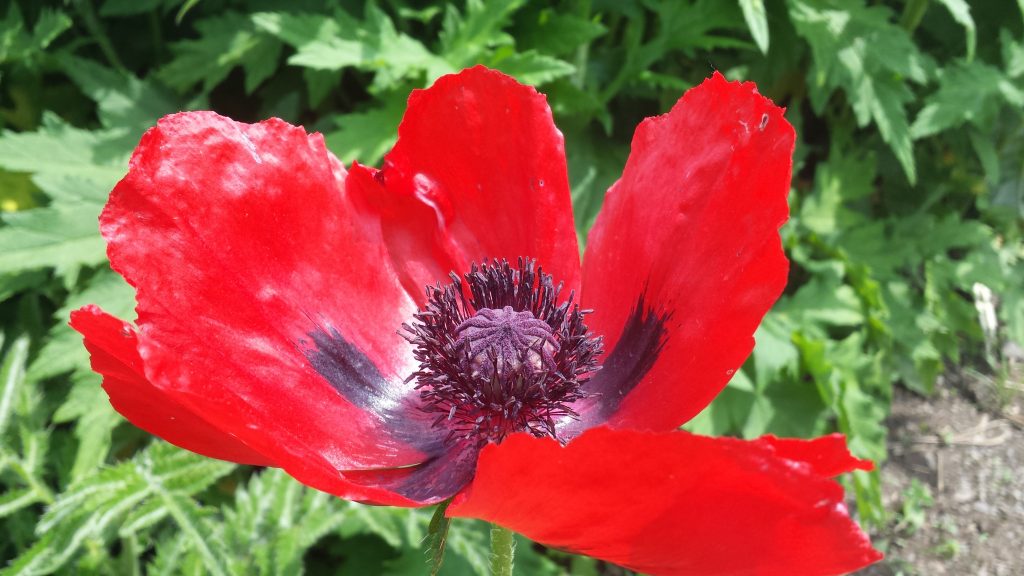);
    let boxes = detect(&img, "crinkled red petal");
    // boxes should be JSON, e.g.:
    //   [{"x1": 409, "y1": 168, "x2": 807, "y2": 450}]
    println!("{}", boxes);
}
[
  {"x1": 73, "y1": 306, "x2": 470, "y2": 507},
  {"x1": 578, "y1": 72, "x2": 794, "y2": 432},
  {"x1": 449, "y1": 427, "x2": 882, "y2": 576},
  {"x1": 353, "y1": 66, "x2": 581, "y2": 298},
  {"x1": 71, "y1": 305, "x2": 272, "y2": 466},
  {"x1": 757, "y1": 433, "x2": 875, "y2": 477},
  {"x1": 100, "y1": 111, "x2": 445, "y2": 490}
]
